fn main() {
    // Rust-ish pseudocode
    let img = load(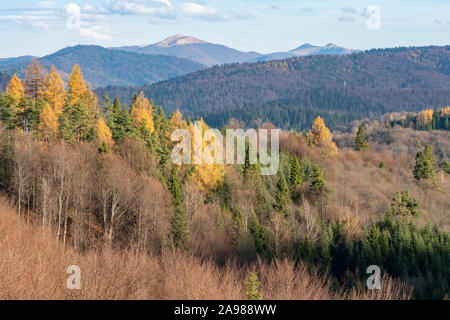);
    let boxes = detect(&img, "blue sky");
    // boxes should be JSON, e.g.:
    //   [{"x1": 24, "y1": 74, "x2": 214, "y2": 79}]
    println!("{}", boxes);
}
[{"x1": 0, "y1": 0, "x2": 449, "y2": 58}]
